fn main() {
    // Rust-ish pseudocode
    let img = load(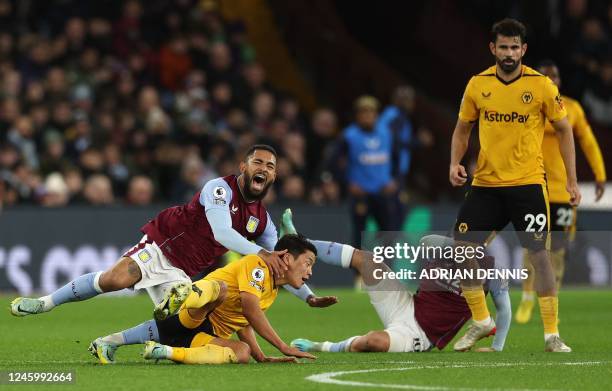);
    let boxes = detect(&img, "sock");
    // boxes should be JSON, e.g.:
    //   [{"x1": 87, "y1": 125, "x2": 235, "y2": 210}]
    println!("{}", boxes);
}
[
  {"x1": 522, "y1": 250, "x2": 535, "y2": 297},
  {"x1": 170, "y1": 344, "x2": 238, "y2": 364},
  {"x1": 321, "y1": 336, "x2": 358, "y2": 352},
  {"x1": 463, "y1": 287, "x2": 491, "y2": 323},
  {"x1": 550, "y1": 248, "x2": 565, "y2": 291},
  {"x1": 184, "y1": 280, "x2": 220, "y2": 310},
  {"x1": 106, "y1": 320, "x2": 160, "y2": 346},
  {"x1": 538, "y1": 296, "x2": 559, "y2": 335},
  {"x1": 283, "y1": 284, "x2": 314, "y2": 301},
  {"x1": 311, "y1": 240, "x2": 354, "y2": 268},
  {"x1": 522, "y1": 291, "x2": 535, "y2": 301},
  {"x1": 44, "y1": 272, "x2": 103, "y2": 310}
]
